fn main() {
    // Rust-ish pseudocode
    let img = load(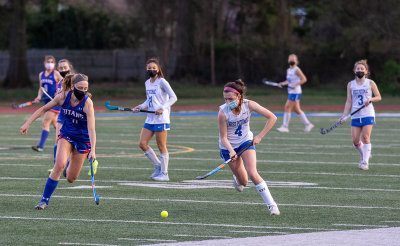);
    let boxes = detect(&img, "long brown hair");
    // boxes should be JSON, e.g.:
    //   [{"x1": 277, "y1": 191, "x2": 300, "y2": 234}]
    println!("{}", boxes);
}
[
  {"x1": 223, "y1": 79, "x2": 247, "y2": 112},
  {"x1": 146, "y1": 57, "x2": 165, "y2": 78},
  {"x1": 63, "y1": 73, "x2": 92, "y2": 98},
  {"x1": 57, "y1": 59, "x2": 75, "y2": 74}
]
